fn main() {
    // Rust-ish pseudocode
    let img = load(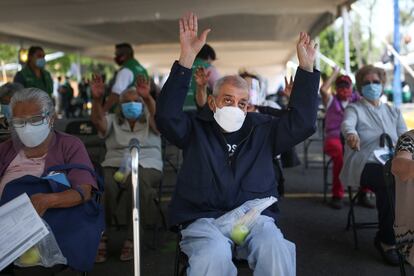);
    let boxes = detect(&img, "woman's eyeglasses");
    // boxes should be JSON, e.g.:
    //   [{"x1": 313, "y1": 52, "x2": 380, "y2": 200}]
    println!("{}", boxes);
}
[{"x1": 10, "y1": 113, "x2": 49, "y2": 128}]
